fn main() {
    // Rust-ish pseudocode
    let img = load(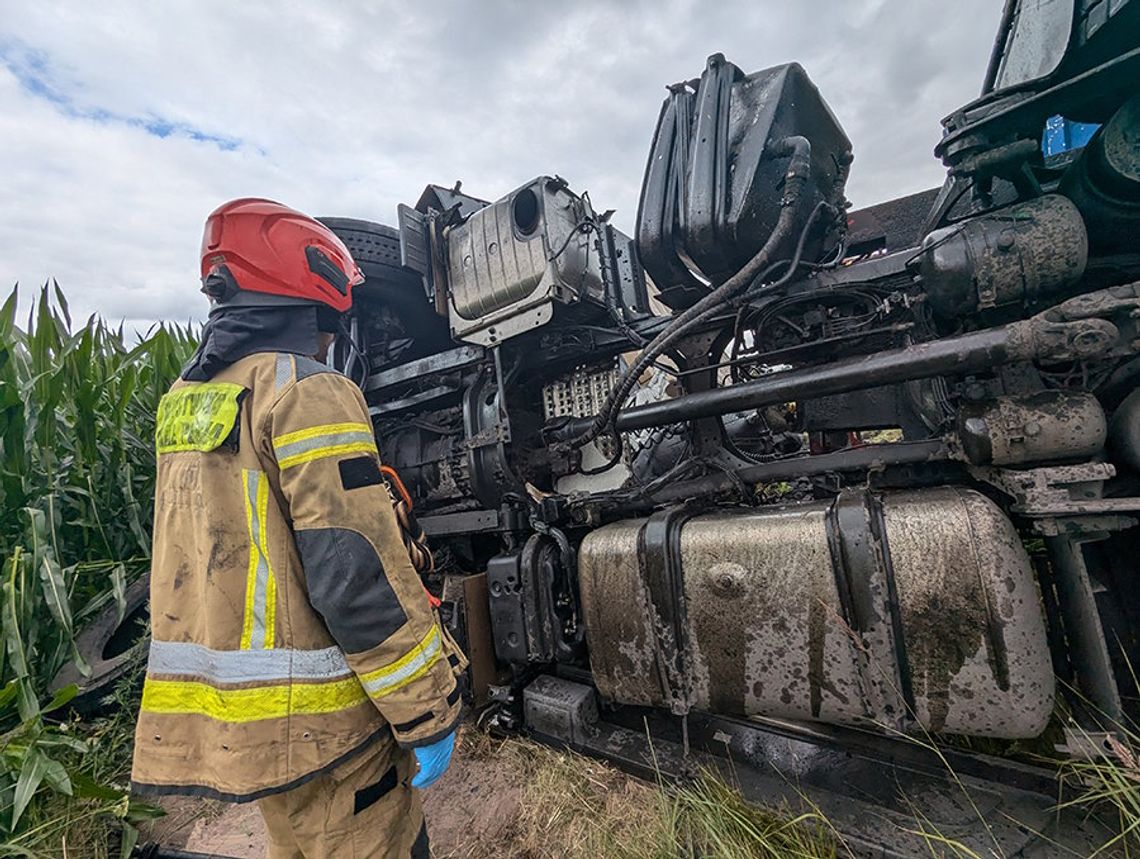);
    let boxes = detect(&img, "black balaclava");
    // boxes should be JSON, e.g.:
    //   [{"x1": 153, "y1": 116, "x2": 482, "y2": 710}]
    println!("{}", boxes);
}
[{"x1": 181, "y1": 303, "x2": 323, "y2": 382}]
